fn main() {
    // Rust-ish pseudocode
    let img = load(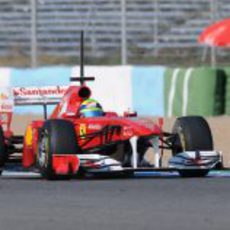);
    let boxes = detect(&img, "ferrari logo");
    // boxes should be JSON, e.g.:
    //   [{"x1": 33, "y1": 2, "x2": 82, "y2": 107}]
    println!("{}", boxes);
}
[{"x1": 79, "y1": 124, "x2": 87, "y2": 139}]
